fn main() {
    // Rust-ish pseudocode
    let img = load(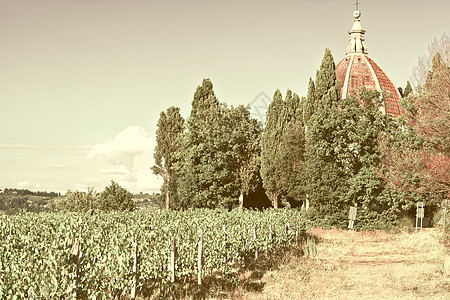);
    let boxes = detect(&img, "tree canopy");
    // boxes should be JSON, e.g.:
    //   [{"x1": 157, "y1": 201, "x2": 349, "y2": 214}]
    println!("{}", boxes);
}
[
  {"x1": 152, "y1": 106, "x2": 185, "y2": 209},
  {"x1": 379, "y1": 53, "x2": 450, "y2": 198}
]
